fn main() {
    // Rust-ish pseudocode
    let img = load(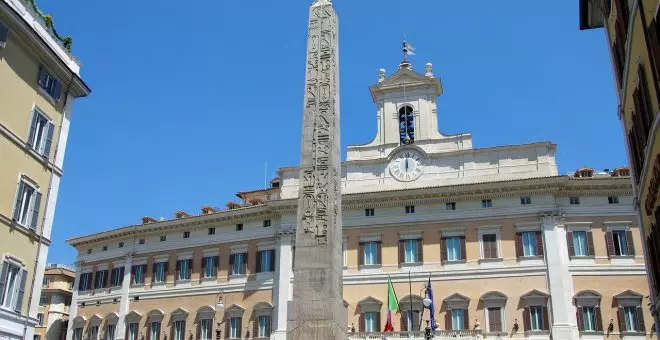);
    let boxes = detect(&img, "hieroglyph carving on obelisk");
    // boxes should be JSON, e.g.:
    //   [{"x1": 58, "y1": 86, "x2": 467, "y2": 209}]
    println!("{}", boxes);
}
[{"x1": 287, "y1": 0, "x2": 346, "y2": 339}]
